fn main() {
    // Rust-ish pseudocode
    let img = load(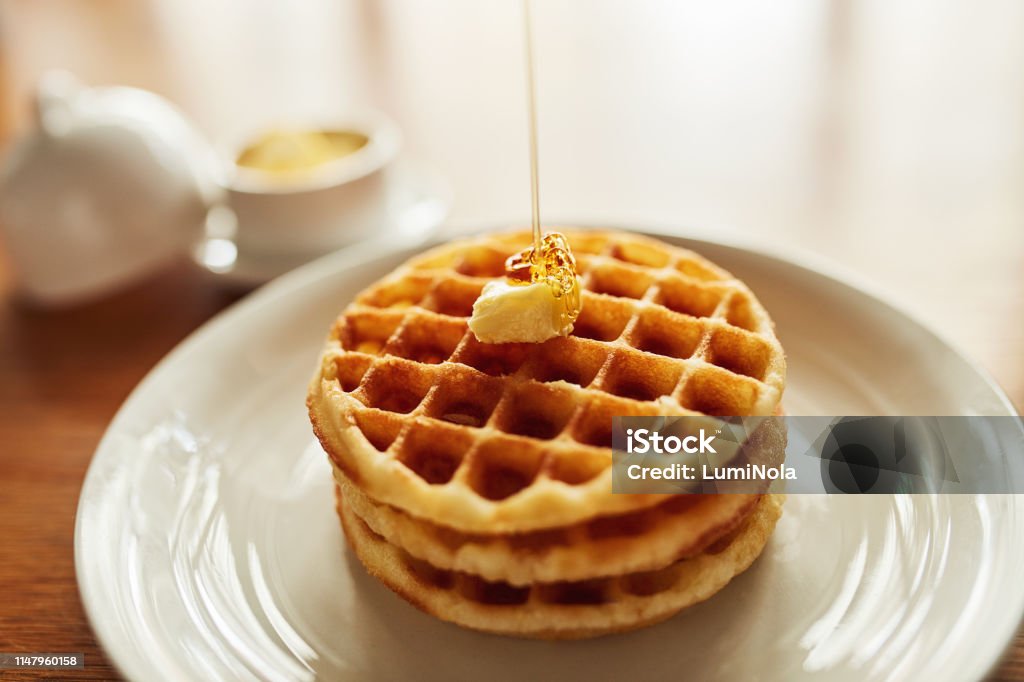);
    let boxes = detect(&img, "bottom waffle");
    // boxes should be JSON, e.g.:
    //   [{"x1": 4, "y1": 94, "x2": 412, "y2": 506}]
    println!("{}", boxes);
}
[{"x1": 337, "y1": 485, "x2": 784, "y2": 640}]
